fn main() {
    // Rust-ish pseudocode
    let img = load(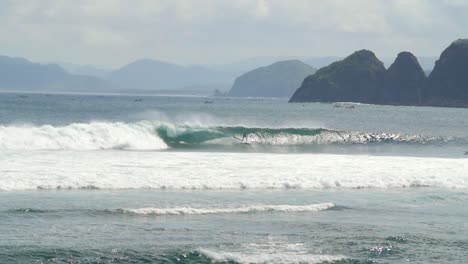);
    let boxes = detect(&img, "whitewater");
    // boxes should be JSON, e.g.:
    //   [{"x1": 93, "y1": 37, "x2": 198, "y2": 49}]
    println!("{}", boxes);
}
[
  {"x1": 0, "y1": 93, "x2": 467, "y2": 263},
  {"x1": 1, "y1": 150, "x2": 466, "y2": 191}
]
